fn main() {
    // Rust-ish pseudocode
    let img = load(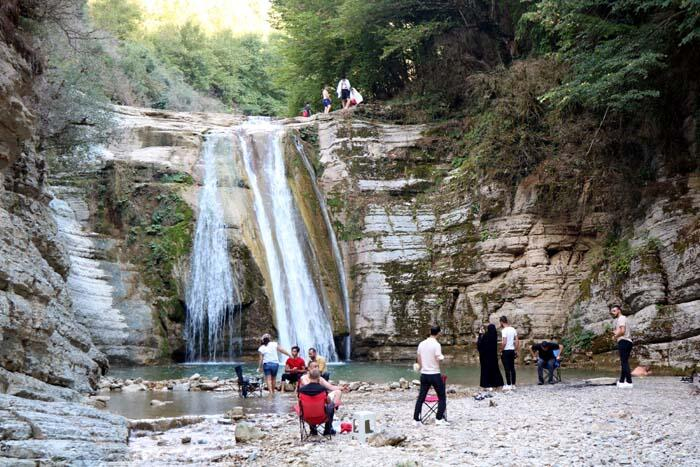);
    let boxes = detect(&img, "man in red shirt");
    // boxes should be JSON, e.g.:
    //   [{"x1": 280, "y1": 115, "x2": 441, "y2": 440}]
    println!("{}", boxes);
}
[{"x1": 281, "y1": 346, "x2": 306, "y2": 392}]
